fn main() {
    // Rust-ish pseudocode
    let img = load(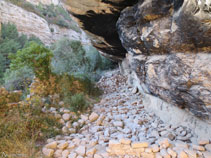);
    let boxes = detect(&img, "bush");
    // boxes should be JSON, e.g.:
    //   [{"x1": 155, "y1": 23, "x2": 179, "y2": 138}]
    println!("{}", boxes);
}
[
  {"x1": 51, "y1": 39, "x2": 88, "y2": 75},
  {"x1": 1, "y1": 22, "x2": 19, "y2": 39},
  {"x1": 0, "y1": 87, "x2": 22, "y2": 110},
  {"x1": 56, "y1": 19, "x2": 69, "y2": 28},
  {"x1": 0, "y1": 54, "x2": 6, "y2": 83},
  {"x1": 4, "y1": 66, "x2": 34, "y2": 91},
  {"x1": 65, "y1": 93, "x2": 89, "y2": 113},
  {"x1": 0, "y1": 23, "x2": 42, "y2": 84},
  {"x1": 0, "y1": 23, "x2": 21, "y2": 58},
  {"x1": 51, "y1": 38, "x2": 115, "y2": 81},
  {"x1": 9, "y1": 42, "x2": 53, "y2": 80}
]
